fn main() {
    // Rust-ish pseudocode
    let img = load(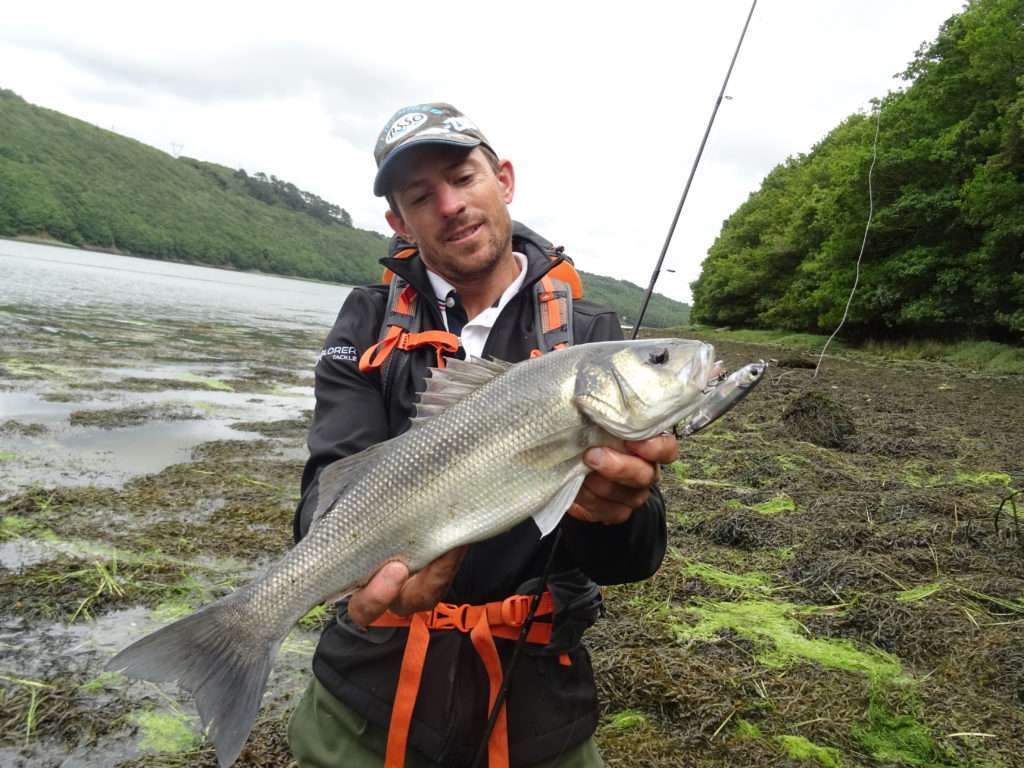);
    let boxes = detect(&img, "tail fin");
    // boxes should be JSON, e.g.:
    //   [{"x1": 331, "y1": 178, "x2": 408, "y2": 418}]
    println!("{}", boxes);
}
[{"x1": 106, "y1": 588, "x2": 281, "y2": 767}]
